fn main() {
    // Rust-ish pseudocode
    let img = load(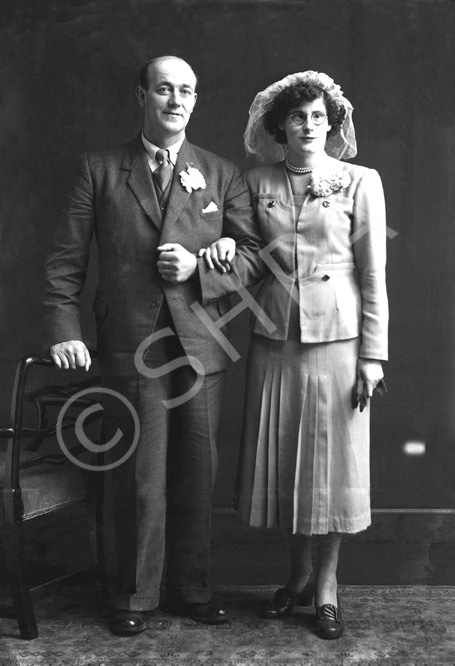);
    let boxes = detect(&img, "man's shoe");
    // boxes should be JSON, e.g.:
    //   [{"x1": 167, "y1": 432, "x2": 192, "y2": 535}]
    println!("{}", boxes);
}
[
  {"x1": 167, "y1": 599, "x2": 229, "y2": 625},
  {"x1": 109, "y1": 610, "x2": 147, "y2": 635}
]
